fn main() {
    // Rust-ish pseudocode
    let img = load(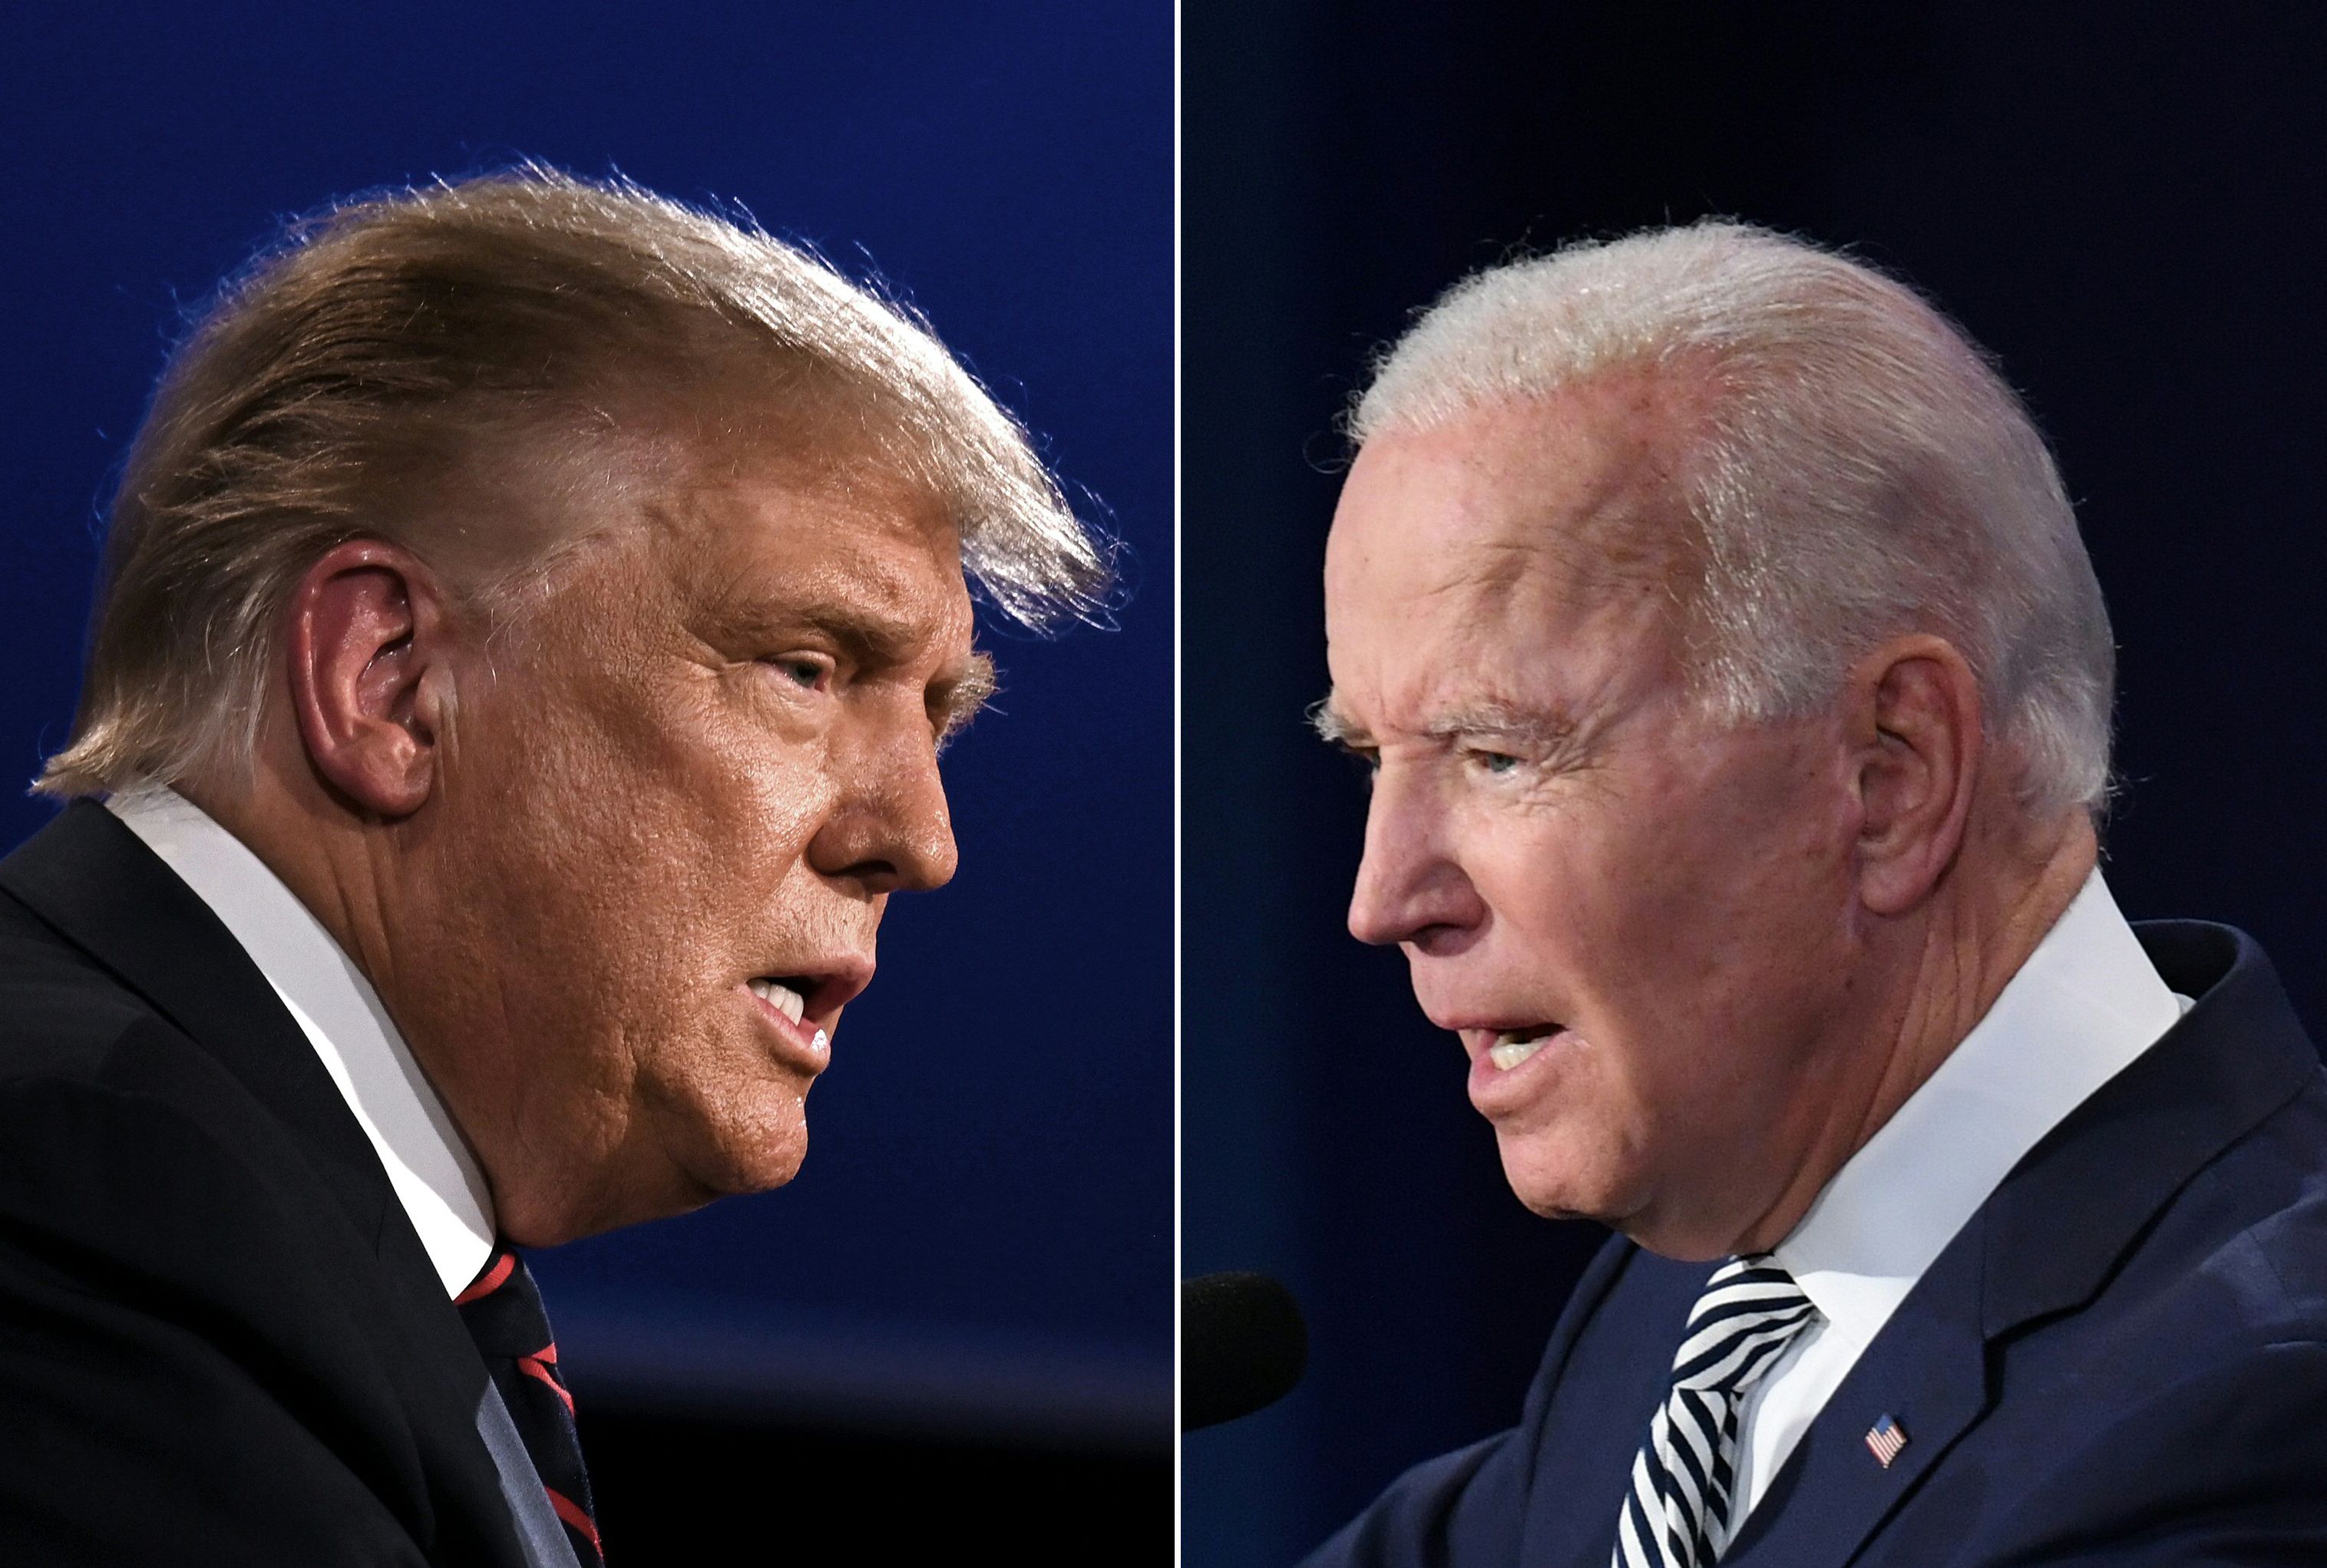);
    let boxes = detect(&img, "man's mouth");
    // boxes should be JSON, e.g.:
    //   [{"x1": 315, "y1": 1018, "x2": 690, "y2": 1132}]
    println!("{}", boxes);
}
[
  {"x1": 744, "y1": 972, "x2": 841, "y2": 1072},
  {"x1": 745, "y1": 959, "x2": 874, "y2": 1030},
  {"x1": 1487, "y1": 1024, "x2": 1564, "y2": 1071},
  {"x1": 748, "y1": 975, "x2": 812, "y2": 1025}
]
